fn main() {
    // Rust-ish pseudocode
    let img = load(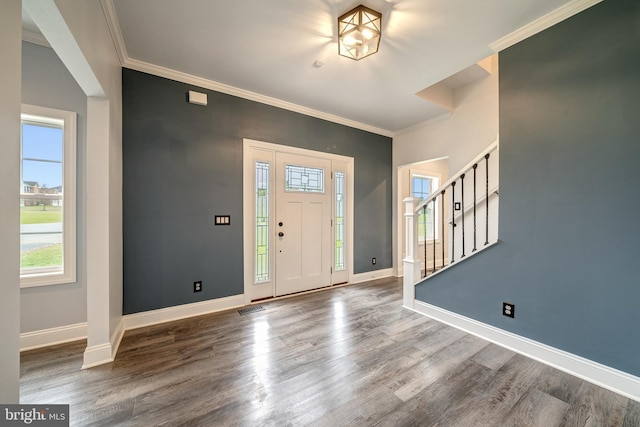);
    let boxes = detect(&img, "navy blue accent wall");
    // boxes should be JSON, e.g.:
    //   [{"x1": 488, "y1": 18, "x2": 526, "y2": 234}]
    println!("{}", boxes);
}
[
  {"x1": 122, "y1": 69, "x2": 392, "y2": 314},
  {"x1": 416, "y1": 0, "x2": 640, "y2": 376}
]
